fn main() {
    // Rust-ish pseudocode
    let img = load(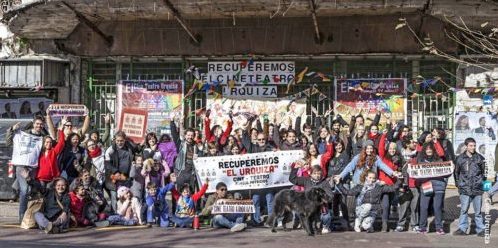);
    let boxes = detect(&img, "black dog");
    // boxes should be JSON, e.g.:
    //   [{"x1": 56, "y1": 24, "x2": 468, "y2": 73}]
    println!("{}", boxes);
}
[{"x1": 267, "y1": 187, "x2": 330, "y2": 236}]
